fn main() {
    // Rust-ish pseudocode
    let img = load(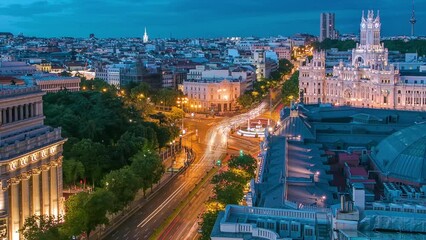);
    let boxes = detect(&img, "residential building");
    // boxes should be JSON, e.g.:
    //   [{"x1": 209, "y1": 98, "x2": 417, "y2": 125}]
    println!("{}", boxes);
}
[
  {"x1": 274, "y1": 46, "x2": 291, "y2": 60},
  {"x1": 253, "y1": 50, "x2": 278, "y2": 79},
  {"x1": 0, "y1": 62, "x2": 36, "y2": 77},
  {"x1": 320, "y1": 13, "x2": 338, "y2": 42},
  {"x1": 0, "y1": 86, "x2": 66, "y2": 240},
  {"x1": 34, "y1": 76, "x2": 80, "y2": 93},
  {"x1": 34, "y1": 61, "x2": 52, "y2": 73},
  {"x1": 95, "y1": 64, "x2": 129, "y2": 86}
]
